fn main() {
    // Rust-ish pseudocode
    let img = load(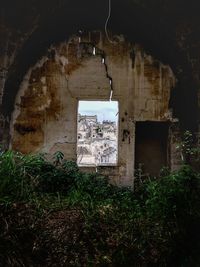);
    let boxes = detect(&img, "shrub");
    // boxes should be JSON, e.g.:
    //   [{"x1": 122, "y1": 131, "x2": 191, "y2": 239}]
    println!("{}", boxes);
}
[
  {"x1": 0, "y1": 151, "x2": 80, "y2": 202},
  {"x1": 0, "y1": 150, "x2": 200, "y2": 266},
  {"x1": 0, "y1": 151, "x2": 43, "y2": 203}
]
